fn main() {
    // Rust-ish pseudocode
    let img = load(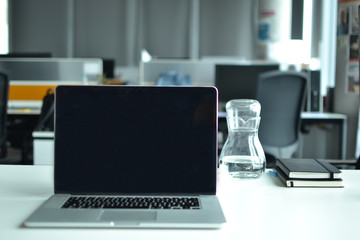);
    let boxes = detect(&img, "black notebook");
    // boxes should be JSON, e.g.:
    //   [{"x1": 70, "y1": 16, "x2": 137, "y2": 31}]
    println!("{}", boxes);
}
[
  {"x1": 275, "y1": 158, "x2": 342, "y2": 179},
  {"x1": 274, "y1": 166, "x2": 344, "y2": 188}
]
